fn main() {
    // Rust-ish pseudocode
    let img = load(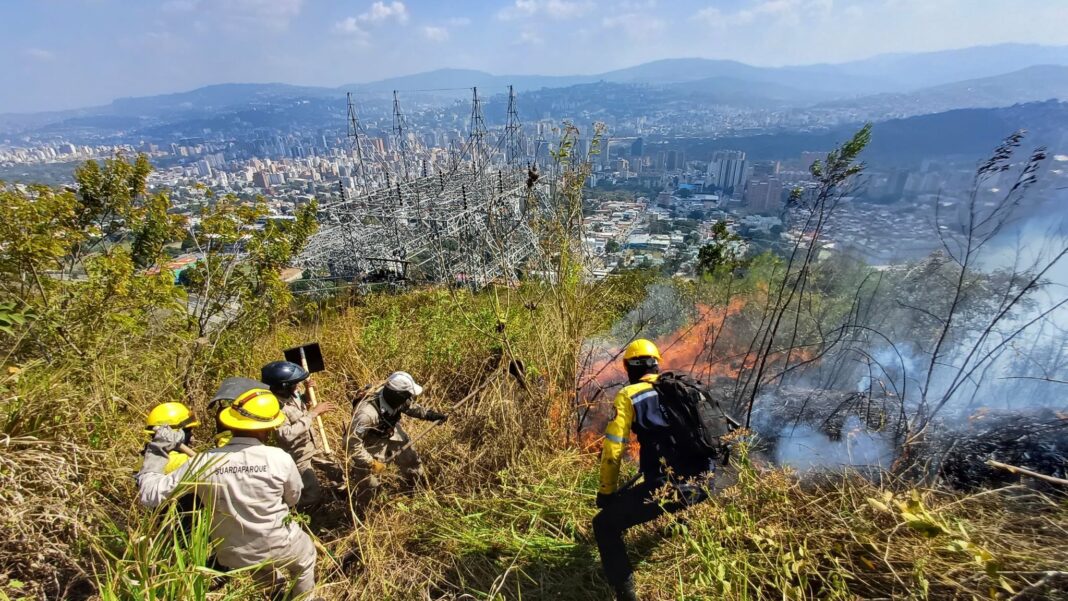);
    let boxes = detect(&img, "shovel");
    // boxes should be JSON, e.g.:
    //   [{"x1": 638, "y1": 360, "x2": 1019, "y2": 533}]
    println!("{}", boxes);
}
[{"x1": 284, "y1": 342, "x2": 333, "y2": 455}]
